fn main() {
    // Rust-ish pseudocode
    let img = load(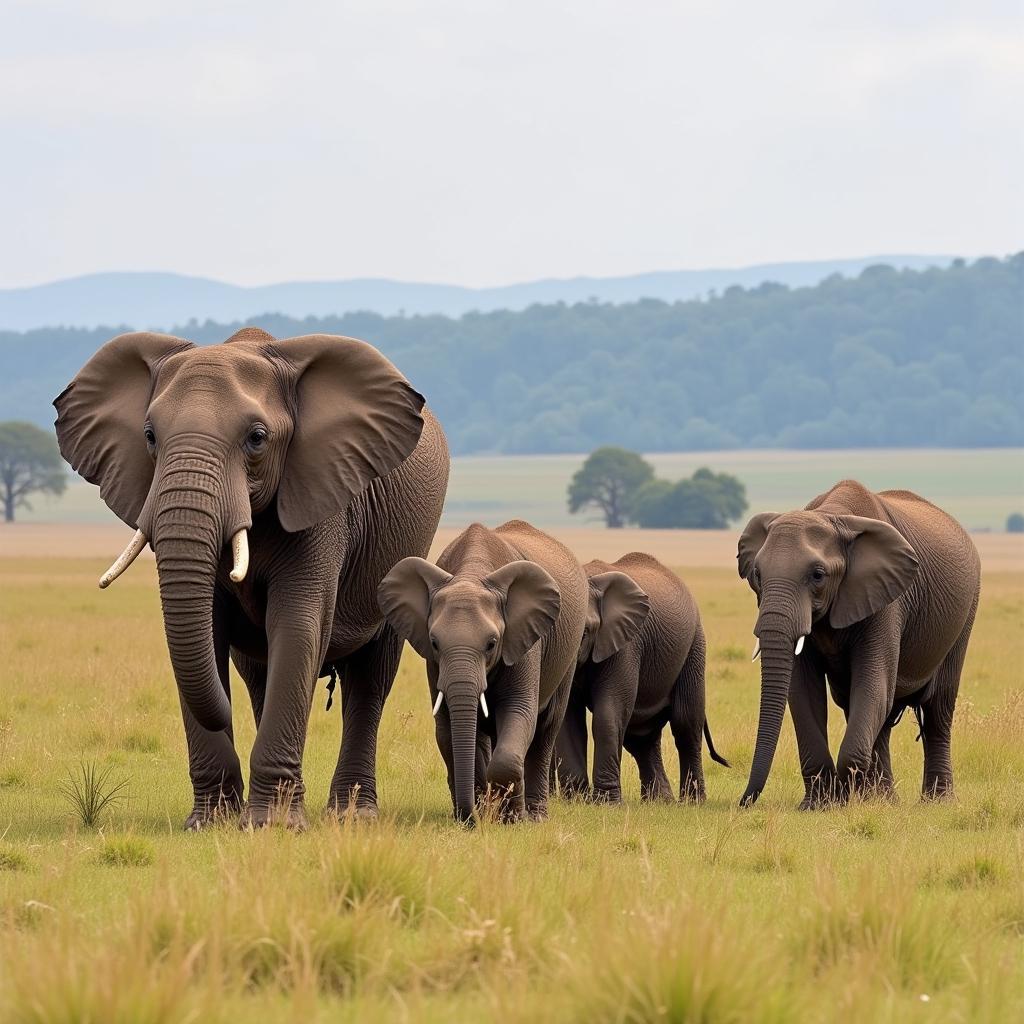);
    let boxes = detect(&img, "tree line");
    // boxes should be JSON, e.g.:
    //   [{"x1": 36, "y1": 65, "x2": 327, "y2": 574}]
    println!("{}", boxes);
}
[{"x1": 1, "y1": 255, "x2": 1020, "y2": 455}]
